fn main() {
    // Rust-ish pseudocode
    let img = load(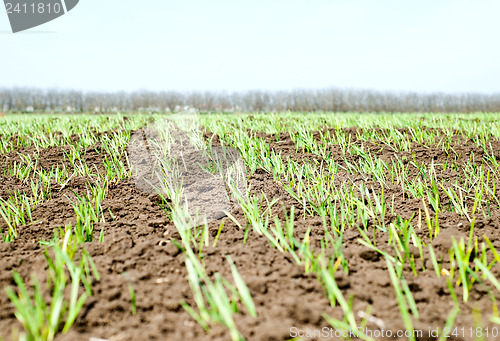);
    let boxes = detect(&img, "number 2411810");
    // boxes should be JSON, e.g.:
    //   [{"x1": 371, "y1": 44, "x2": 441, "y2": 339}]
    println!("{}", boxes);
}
[
  {"x1": 442, "y1": 327, "x2": 499, "y2": 338},
  {"x1": 5, "y1": 2, "x2": 63, "y2": 14}
]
